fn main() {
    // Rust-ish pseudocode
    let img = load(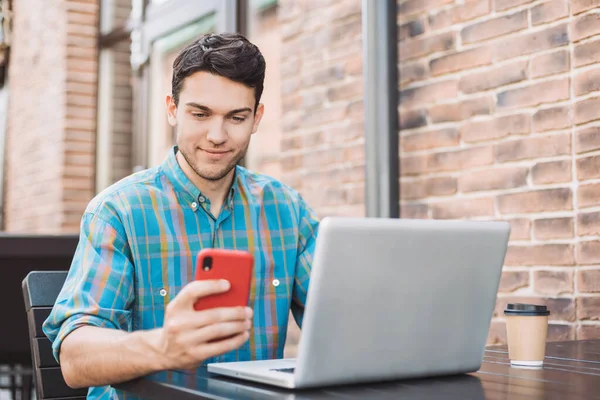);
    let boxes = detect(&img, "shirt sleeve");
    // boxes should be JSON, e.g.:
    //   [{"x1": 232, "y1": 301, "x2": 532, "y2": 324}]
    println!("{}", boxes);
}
[
  {"x1": 42, "y1": 211, "x2": 135, "y2": 363},
  {"x1": 290, "y1": 198, "x2": 319, "y2": 328}
]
